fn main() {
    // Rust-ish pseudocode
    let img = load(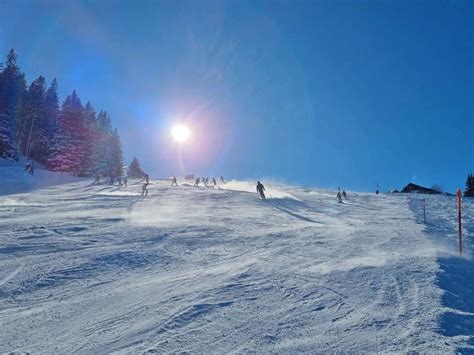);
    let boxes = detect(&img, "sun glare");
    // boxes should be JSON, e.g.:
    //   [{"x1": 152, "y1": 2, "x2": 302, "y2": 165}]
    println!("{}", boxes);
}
[{"x1": 171, "y1": 124, "x2": 191, "y2": 143}]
